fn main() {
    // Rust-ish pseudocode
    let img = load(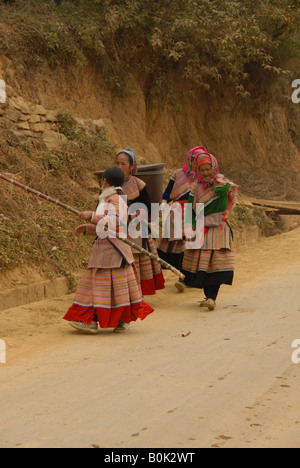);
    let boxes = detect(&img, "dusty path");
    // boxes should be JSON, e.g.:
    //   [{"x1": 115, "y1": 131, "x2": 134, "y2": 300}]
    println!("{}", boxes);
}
[{"x1": 0, "y1": 227, "x2": 300, "y2": 448}]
